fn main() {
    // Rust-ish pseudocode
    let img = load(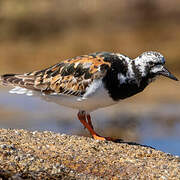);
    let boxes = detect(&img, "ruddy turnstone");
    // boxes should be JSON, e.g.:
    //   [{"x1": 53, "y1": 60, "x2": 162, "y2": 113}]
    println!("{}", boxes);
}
[{"x1": 0, "y1": 51, "x2": 178, "y2": 141}]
